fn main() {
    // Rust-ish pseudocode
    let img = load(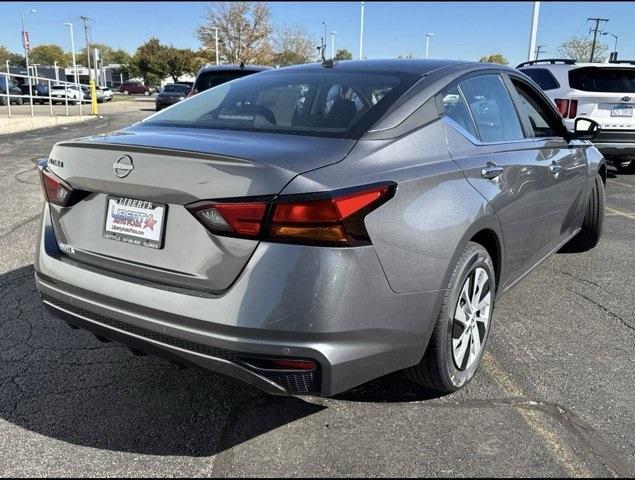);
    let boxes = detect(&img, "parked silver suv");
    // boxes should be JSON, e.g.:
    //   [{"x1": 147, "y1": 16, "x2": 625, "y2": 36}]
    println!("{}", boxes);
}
[
  {"x1": 518, "y1": 58, "x2": 635, "y2": 172},
  {"x1": 35, "y1": 60, "x2": 605, "y2": 397}
]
